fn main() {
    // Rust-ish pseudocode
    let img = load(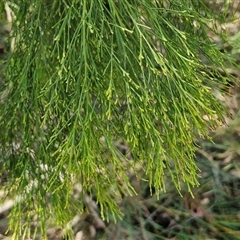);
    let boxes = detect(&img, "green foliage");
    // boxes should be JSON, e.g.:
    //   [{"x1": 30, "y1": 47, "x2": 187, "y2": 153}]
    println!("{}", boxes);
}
[
  {"x1": 0, "y1": 0, "x2": 236, "y2": 238},
  {"x1": 103, "y1": 117, "x2": 240, "y2": 239}
]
